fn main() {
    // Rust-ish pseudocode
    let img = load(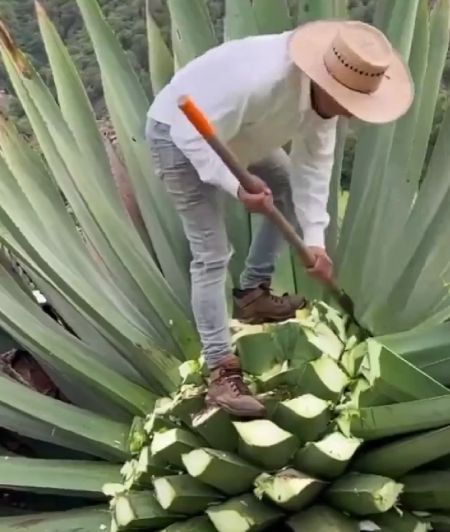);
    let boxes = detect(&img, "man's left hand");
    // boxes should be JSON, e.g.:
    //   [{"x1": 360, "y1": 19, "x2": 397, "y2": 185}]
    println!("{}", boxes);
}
[{"x1": 307, "y1": 246, "x2": 333, "y2": 283}]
